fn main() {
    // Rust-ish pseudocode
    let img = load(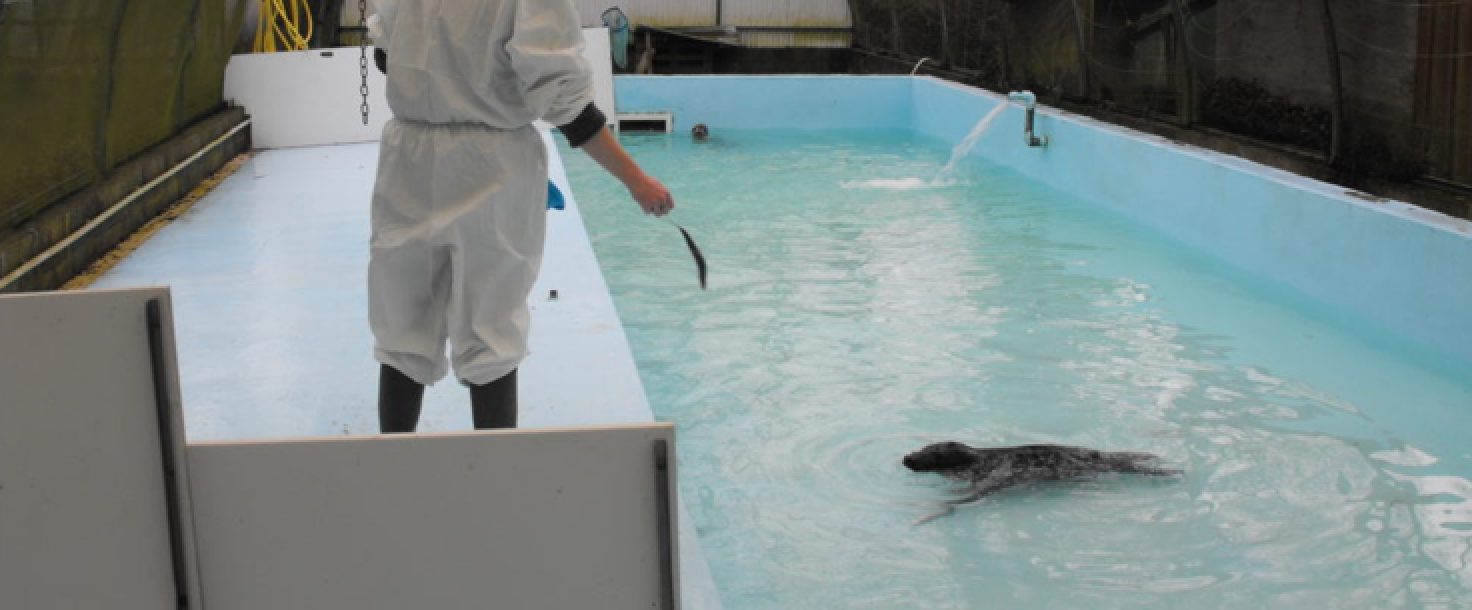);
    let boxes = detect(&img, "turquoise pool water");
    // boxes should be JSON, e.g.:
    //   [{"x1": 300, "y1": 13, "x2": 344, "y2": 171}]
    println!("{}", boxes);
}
[{"x1": 562, "y1": 130, "x2": 1472, "y2": 609}]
